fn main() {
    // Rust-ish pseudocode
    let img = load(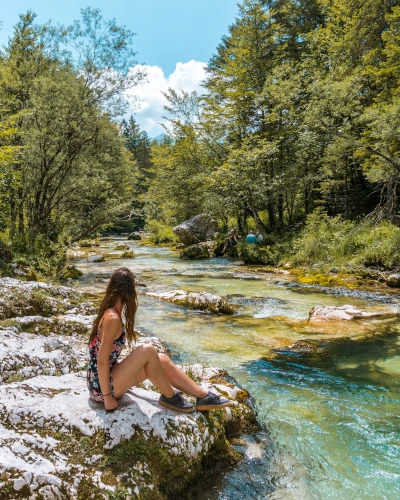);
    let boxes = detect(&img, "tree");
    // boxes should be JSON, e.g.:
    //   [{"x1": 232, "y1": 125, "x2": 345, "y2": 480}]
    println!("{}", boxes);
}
[{"x1": 0, "y1": 9, "x2": 144, "y2": 251}]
